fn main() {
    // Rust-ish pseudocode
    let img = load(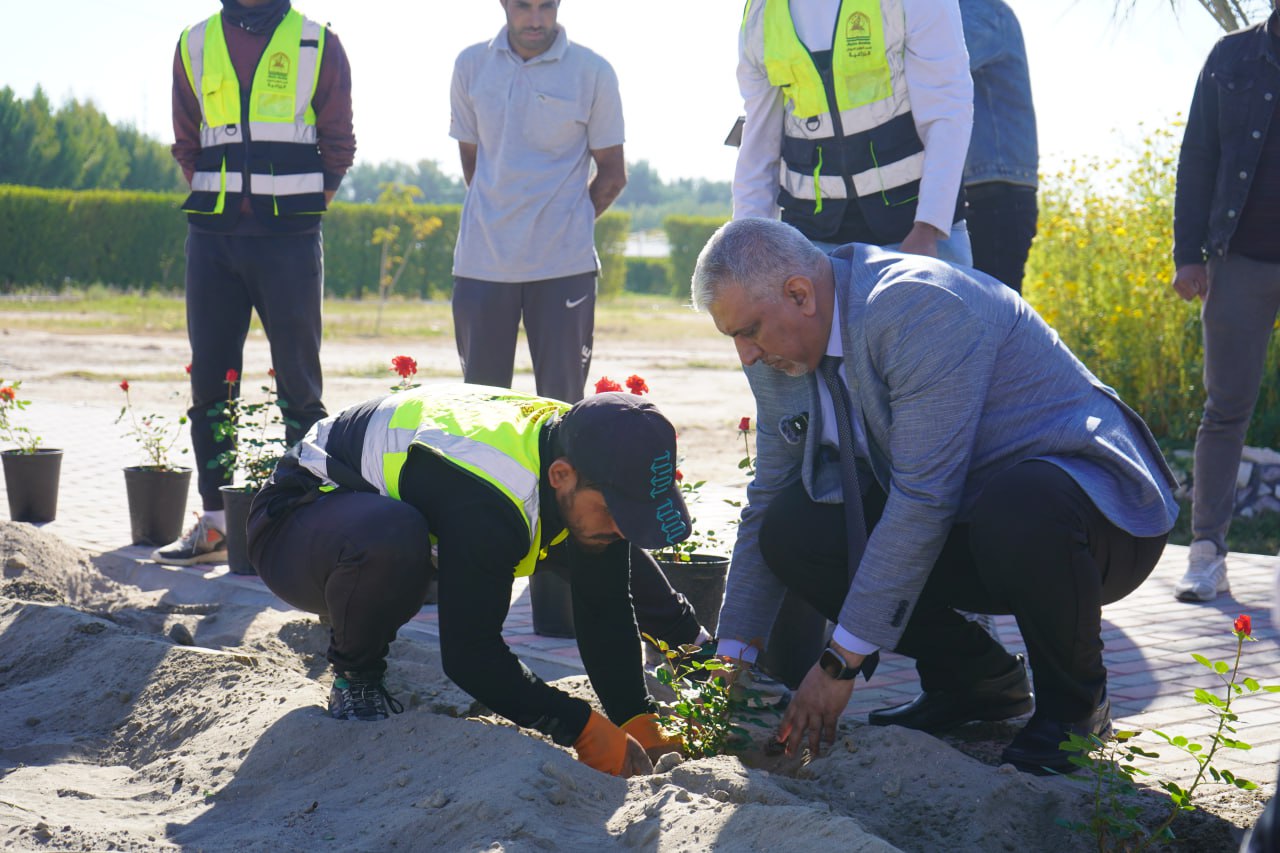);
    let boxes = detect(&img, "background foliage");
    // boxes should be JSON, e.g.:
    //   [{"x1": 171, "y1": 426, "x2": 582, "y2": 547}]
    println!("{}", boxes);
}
[
  {"x1": 1023, "y1": 125, "x2": 1280, "y2": 448},
  {"x1": 0, "y1": 185, "x2": 630, "y2": 300},
  {"x1": 0, "y1": 86, "x2": 185, "y2": 193}
]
